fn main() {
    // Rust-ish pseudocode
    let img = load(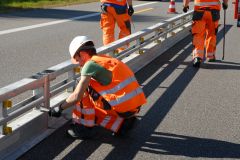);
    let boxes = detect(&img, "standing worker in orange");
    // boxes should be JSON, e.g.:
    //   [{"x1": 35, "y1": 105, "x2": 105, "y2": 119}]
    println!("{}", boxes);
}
[
  {"x1": 183, "y1": 0, "x2": 228, "y2": 67},
  {"x1": 100, "y1": 0, "x2": 134, "y2": 53},
  {"x1": 48, "y1": 36, "x2": 146, "y2": 139}
]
